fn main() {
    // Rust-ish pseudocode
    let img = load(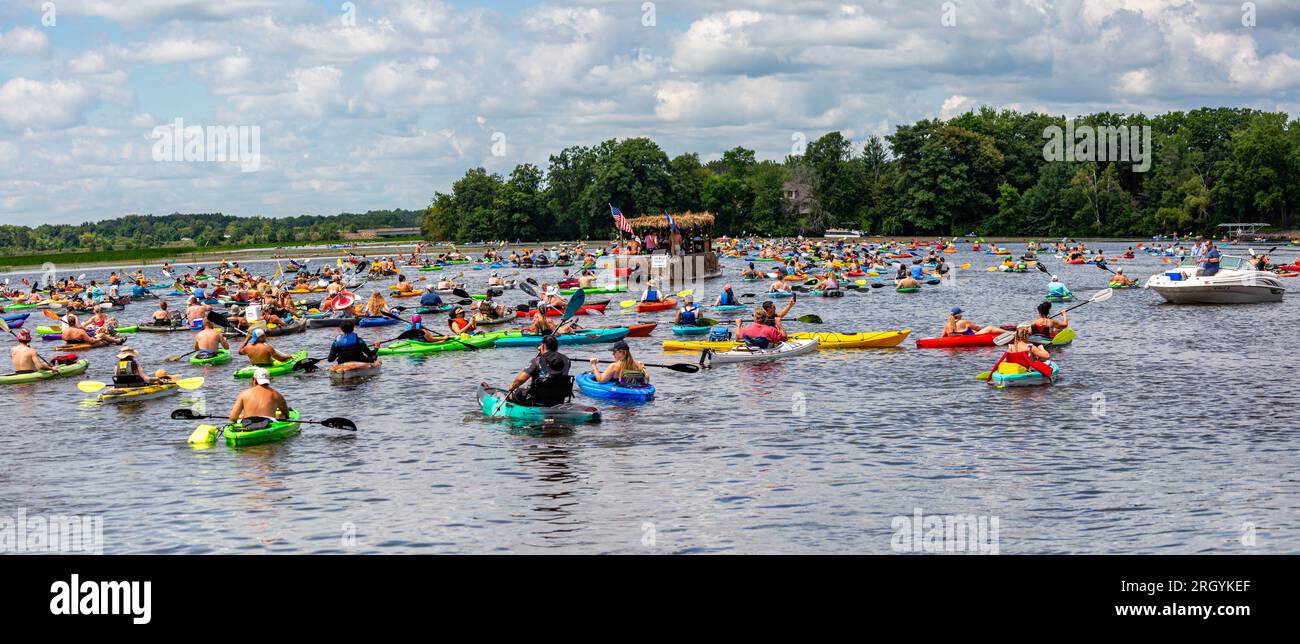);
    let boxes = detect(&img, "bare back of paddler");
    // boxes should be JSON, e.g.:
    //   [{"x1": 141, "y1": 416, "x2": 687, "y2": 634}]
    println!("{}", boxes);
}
[
  {"x1": 61, "y1": 321, "x2": 93, "y2": 344},
  {"x1": 10, "y1": 332, "x2": 55, "y2": 373},
  {"x1": 230, "y1": 369, "x2": 291, "y2": 421},
  {"x1": 238, "y1": 329, "x2": 291, "y2": 366},
  {"x1": 194, "y1": 320, "x2": 229, "y2": 352}
]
